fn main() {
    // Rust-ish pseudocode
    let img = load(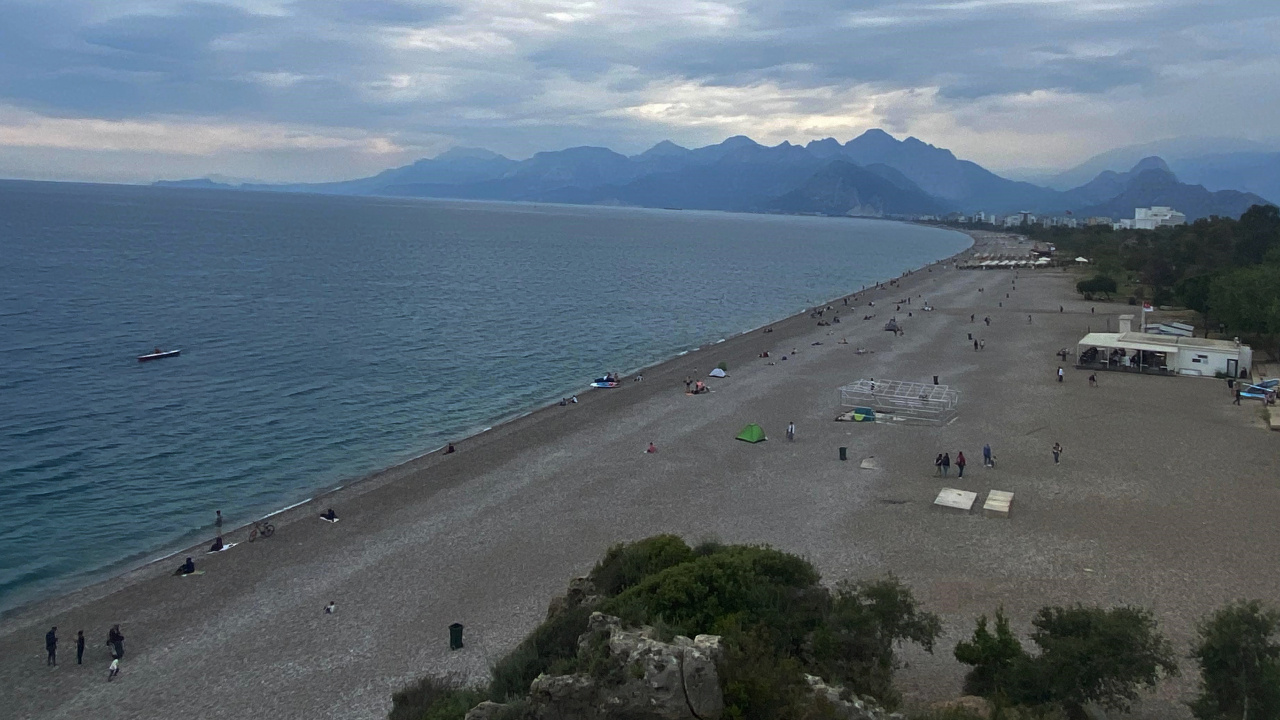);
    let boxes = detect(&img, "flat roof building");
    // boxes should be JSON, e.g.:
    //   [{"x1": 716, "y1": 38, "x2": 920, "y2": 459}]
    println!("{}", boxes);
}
[{"x1": 1076, "y1": 315, "x2": 1251, "y2": 378}]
